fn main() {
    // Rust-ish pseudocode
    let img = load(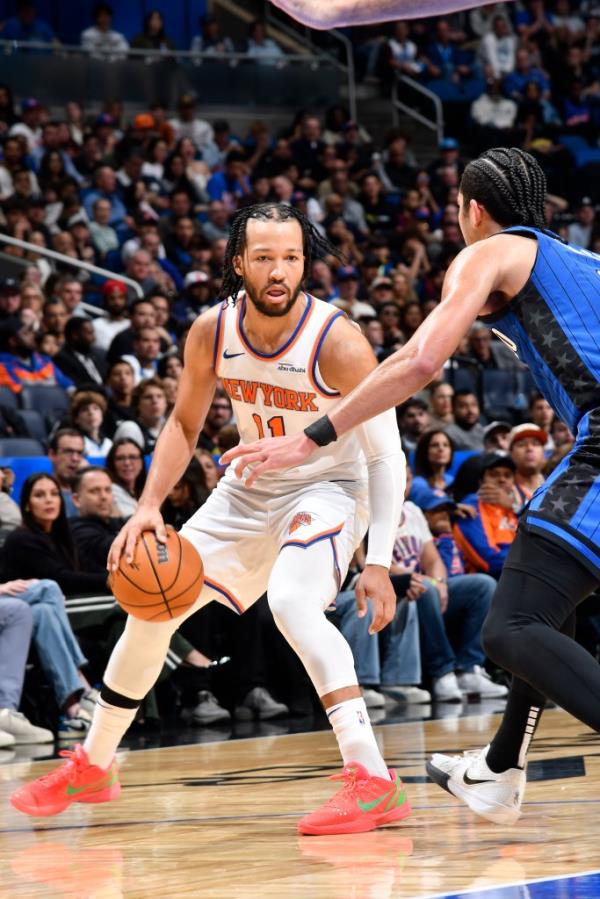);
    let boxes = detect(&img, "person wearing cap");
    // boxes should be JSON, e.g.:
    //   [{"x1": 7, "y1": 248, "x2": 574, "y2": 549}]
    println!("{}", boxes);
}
[
  {"x1": 168, "y1": 95, "x2": 214, "y2": 155},
  {"x1": 567, "y1": 197, "x2": 596, "y2": 249},
  {"x1": 0, "y1": 279, "x2": 22, "y2": 324},
  {"x1": 174, "y1": 271, "x2": 212, "y2": 323},
  {"x1": 91, "y1": 281, "x2": 130, "y2": 352},
  {"x1": 369, "y1": 276, "x2": 395, "y2": 309},
  {"x1": 0, "y1": 318, "x2": 73, "y2": 394},
  {"x1": 453, "y1": 454, "x2": 519, "y2": 579},
  {"x1": 81, "y1": 3, "x2": 129, "y2": 61},
  {"x1": 482, "y1": 420, "x2": 511, "y2": 452},
  {"x1": 332, "y1": 266, "x2": 375, "y2": 320},
  {"x1": 509, "y1": 423, "x2": 546, "y2": 508}
]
